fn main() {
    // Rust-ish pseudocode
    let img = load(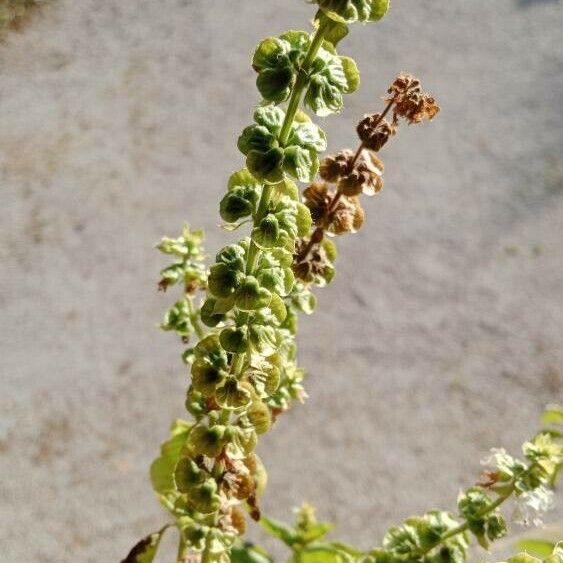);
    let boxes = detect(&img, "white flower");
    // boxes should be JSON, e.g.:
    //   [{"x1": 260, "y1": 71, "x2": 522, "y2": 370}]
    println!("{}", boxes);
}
[
  {"x1": 480, "y1": 448, "x2": 508, "y2": 468},
  {"x1": 512, "y1": 486, "x2": 554, "y2": 527}
]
